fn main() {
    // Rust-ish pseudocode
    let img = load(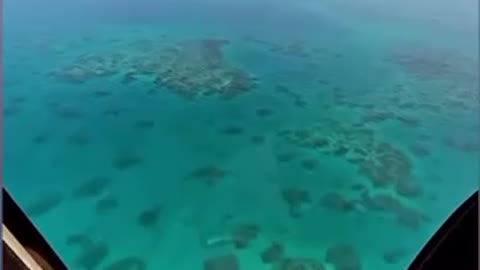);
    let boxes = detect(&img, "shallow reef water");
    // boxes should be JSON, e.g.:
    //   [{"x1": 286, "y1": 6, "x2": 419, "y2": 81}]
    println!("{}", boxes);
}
[{"x1": 3, "y1": 0, "x2": 478, "y2": 269}]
